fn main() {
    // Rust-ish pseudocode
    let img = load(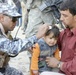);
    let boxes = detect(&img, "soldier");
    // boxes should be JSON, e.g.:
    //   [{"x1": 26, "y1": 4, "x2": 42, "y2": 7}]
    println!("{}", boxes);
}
[
  {"x1": 0, "y1": 3, "x2": 48, "y2": 75},
  {"x1": 24, "y1": 0, "x2": 63, "y2": 38},
  {"x1": 21, "y1": 0, "x2": 28, "y2": 32},
  {"x1": 24, "y1": 0, "x2": 54, "y2": 38}
]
